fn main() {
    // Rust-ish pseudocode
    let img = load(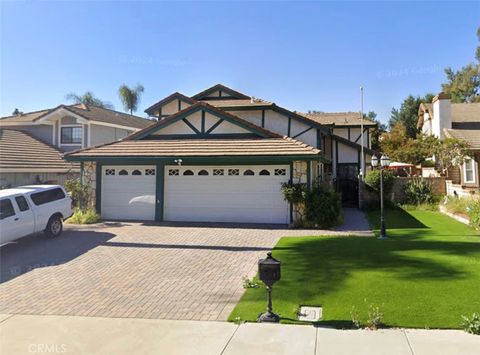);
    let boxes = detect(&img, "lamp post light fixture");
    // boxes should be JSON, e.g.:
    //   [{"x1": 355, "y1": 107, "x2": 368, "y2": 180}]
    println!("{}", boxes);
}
[
  {"x1": 257, "y1": 252, "x2": 281, "y2": 323},
  {"x1": 371, "y1": 154, "x2": 390, "y2": 239}
]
